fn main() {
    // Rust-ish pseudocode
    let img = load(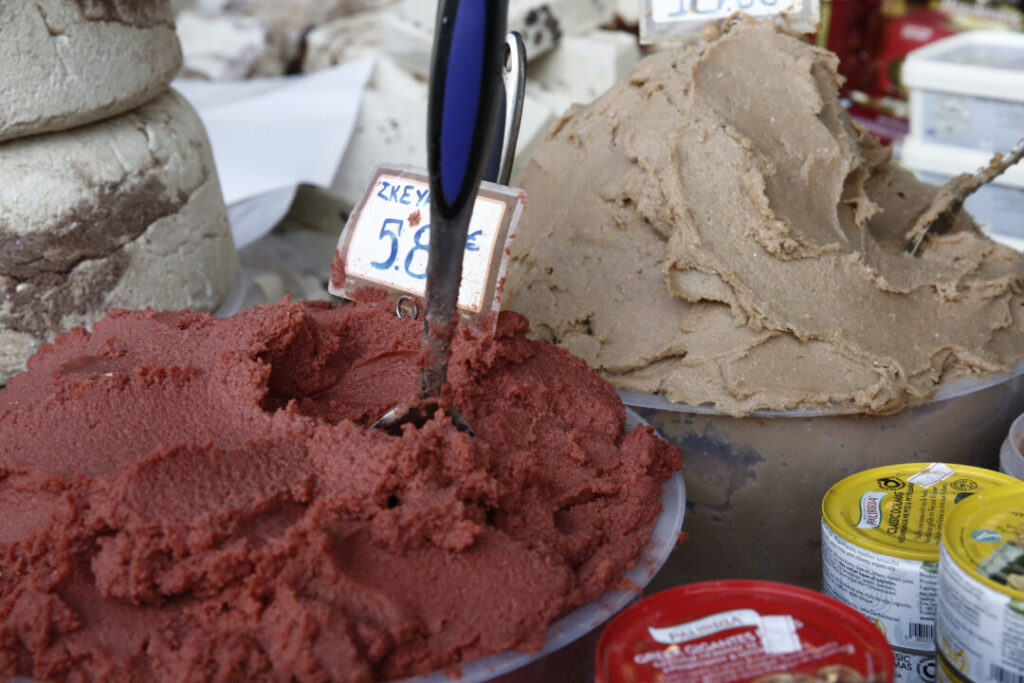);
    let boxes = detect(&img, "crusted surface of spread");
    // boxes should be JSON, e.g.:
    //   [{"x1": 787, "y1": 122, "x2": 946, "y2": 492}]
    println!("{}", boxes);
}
[
  {"x1": 0, "y1": 301, "x2": 680, "y2": 681},
  {"x1": 504, "y1": 20, "x2": 1024, "y2": 415}
]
